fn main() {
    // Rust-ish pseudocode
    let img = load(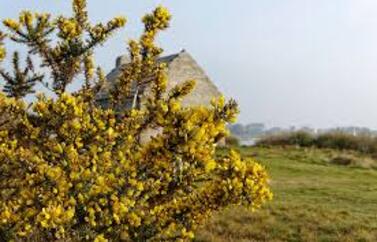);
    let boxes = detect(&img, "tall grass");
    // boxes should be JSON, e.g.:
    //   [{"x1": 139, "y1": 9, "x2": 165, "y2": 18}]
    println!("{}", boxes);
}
[
  {"x1": 257, "y1": 131, "x2": 377, "y2": 156},
  {"x1": 197, "y1": 146, "x2": 377, "y2": 242}
]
